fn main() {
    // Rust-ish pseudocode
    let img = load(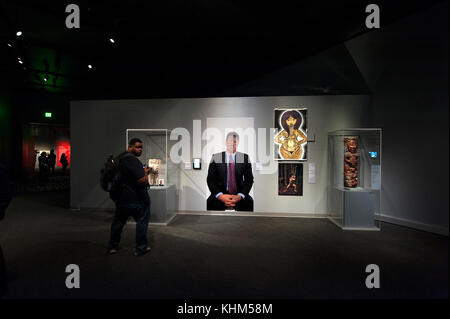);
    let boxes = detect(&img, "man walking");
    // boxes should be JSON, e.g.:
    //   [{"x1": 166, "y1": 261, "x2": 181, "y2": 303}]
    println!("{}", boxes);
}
[{"x1": 107, "y1": 138, "x2": 151, "y2": 256}]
